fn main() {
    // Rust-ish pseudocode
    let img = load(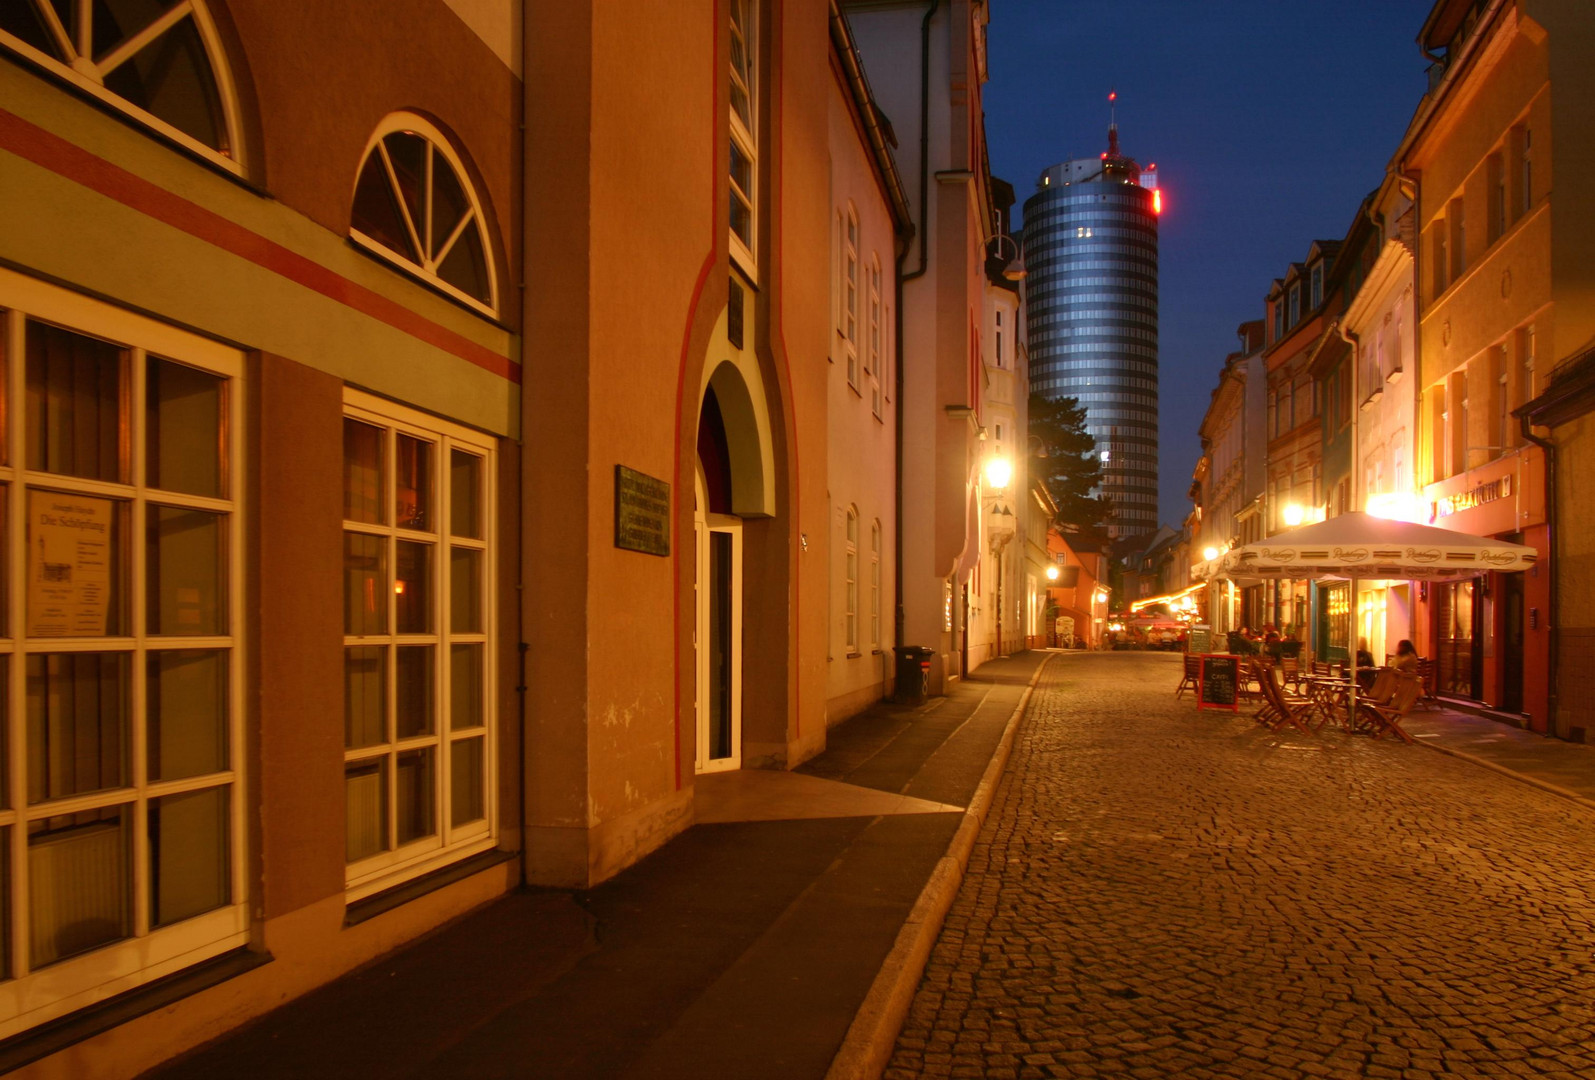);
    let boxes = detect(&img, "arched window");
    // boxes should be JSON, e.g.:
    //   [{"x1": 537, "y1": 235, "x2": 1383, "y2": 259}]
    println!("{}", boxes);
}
[
  {"x1": 0, "y1": 0, "x2": 244, "y2": 170},
  {"x1": 350, "y1": 115, "x2": 499, "y2": 315},
  {"x1": 842, "y1": 207, "x2": 859, "y2": 388}
]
